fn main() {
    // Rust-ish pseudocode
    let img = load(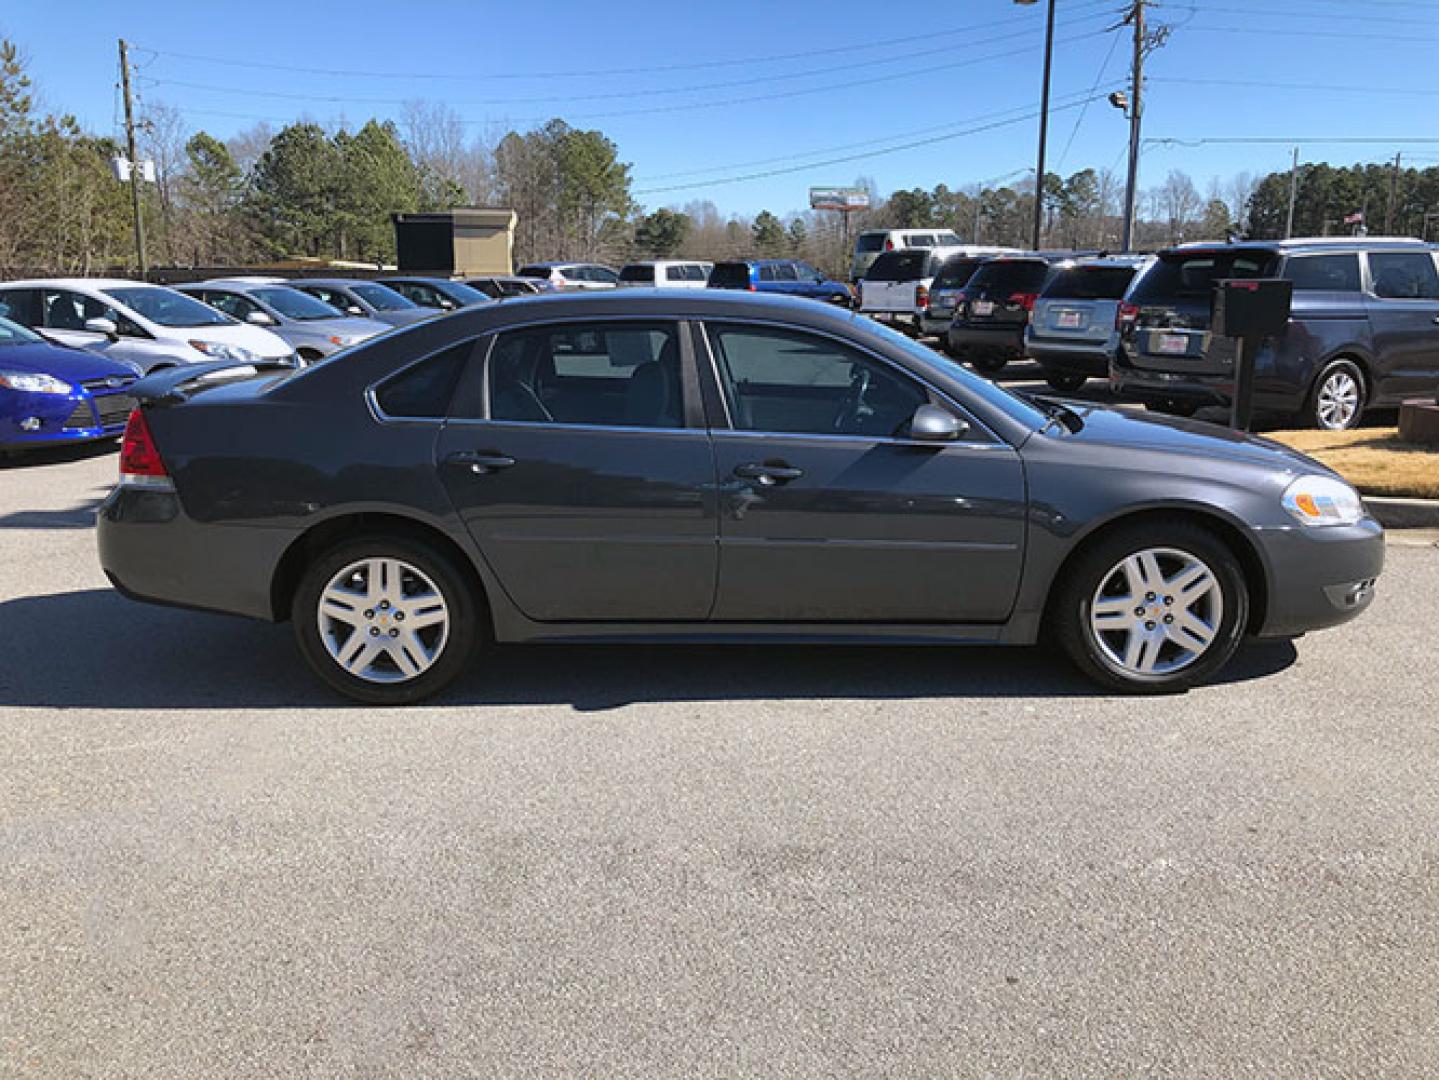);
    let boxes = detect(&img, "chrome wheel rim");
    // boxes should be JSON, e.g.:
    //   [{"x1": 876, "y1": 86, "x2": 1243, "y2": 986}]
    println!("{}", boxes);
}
[
  {"x1": 317, "y1": 558, "x2": 449, "y2": 684},
  {"x1": 1090, "y1": 547, "x2": 1224, "y2": 678},
  {"x1": 1316, "y1": 371, "x2": 1361, "y2": 430}
]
